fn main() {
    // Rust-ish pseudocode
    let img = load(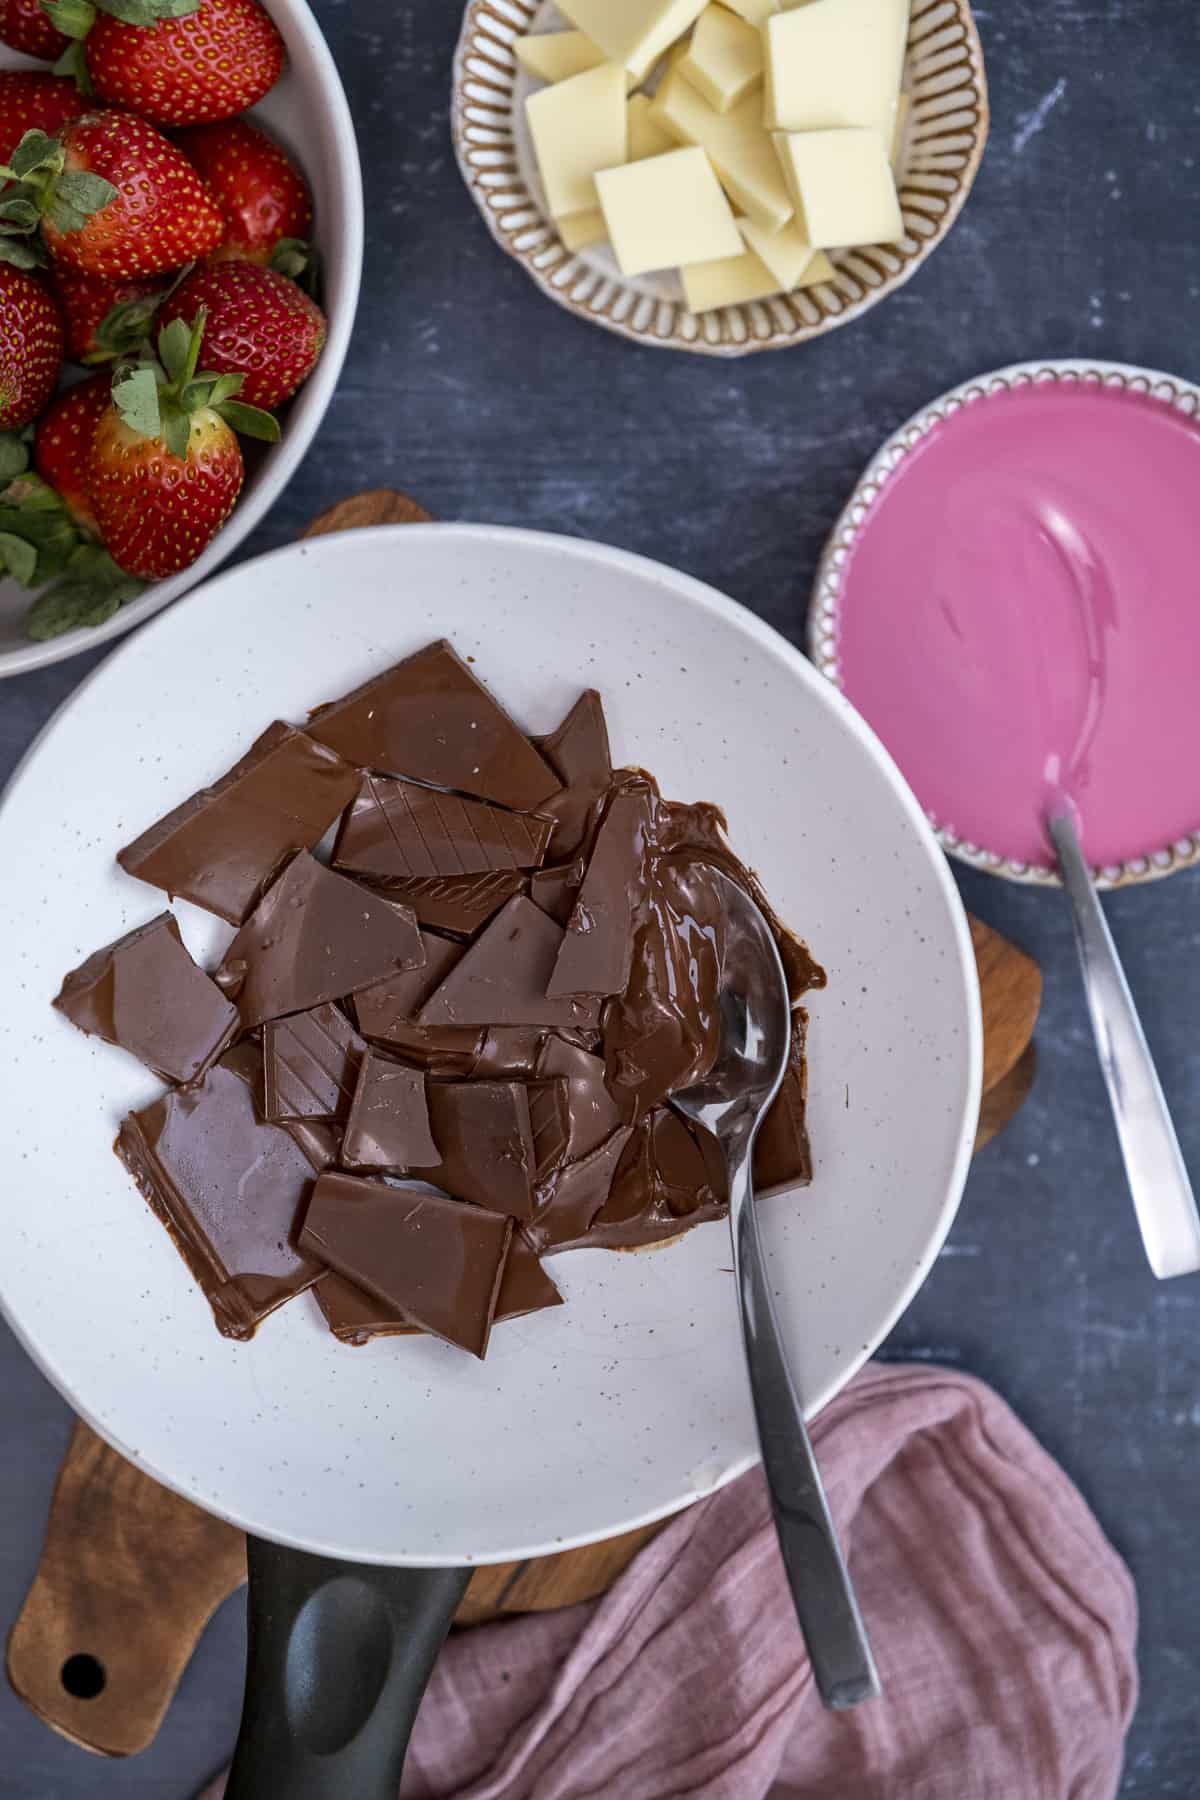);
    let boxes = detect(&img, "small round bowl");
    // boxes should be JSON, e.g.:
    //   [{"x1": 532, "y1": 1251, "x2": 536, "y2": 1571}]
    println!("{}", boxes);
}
[
  {"x1": 452, "y1": 0, "x2": 988, "y2": 356},
  {"x1": 809, "y1": 358, "x2": 1200, "y2": 892},
  {"x1": 0, "y1": 0, "x2": 364, "y2": 679}
]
